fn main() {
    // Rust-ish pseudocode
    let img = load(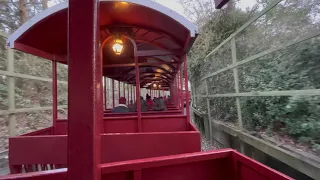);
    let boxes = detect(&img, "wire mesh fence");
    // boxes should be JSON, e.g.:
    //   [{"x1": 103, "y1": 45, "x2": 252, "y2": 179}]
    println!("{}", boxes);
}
[{"x1": 192, "y1": 0, "x2": 320, "y2": 157}]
